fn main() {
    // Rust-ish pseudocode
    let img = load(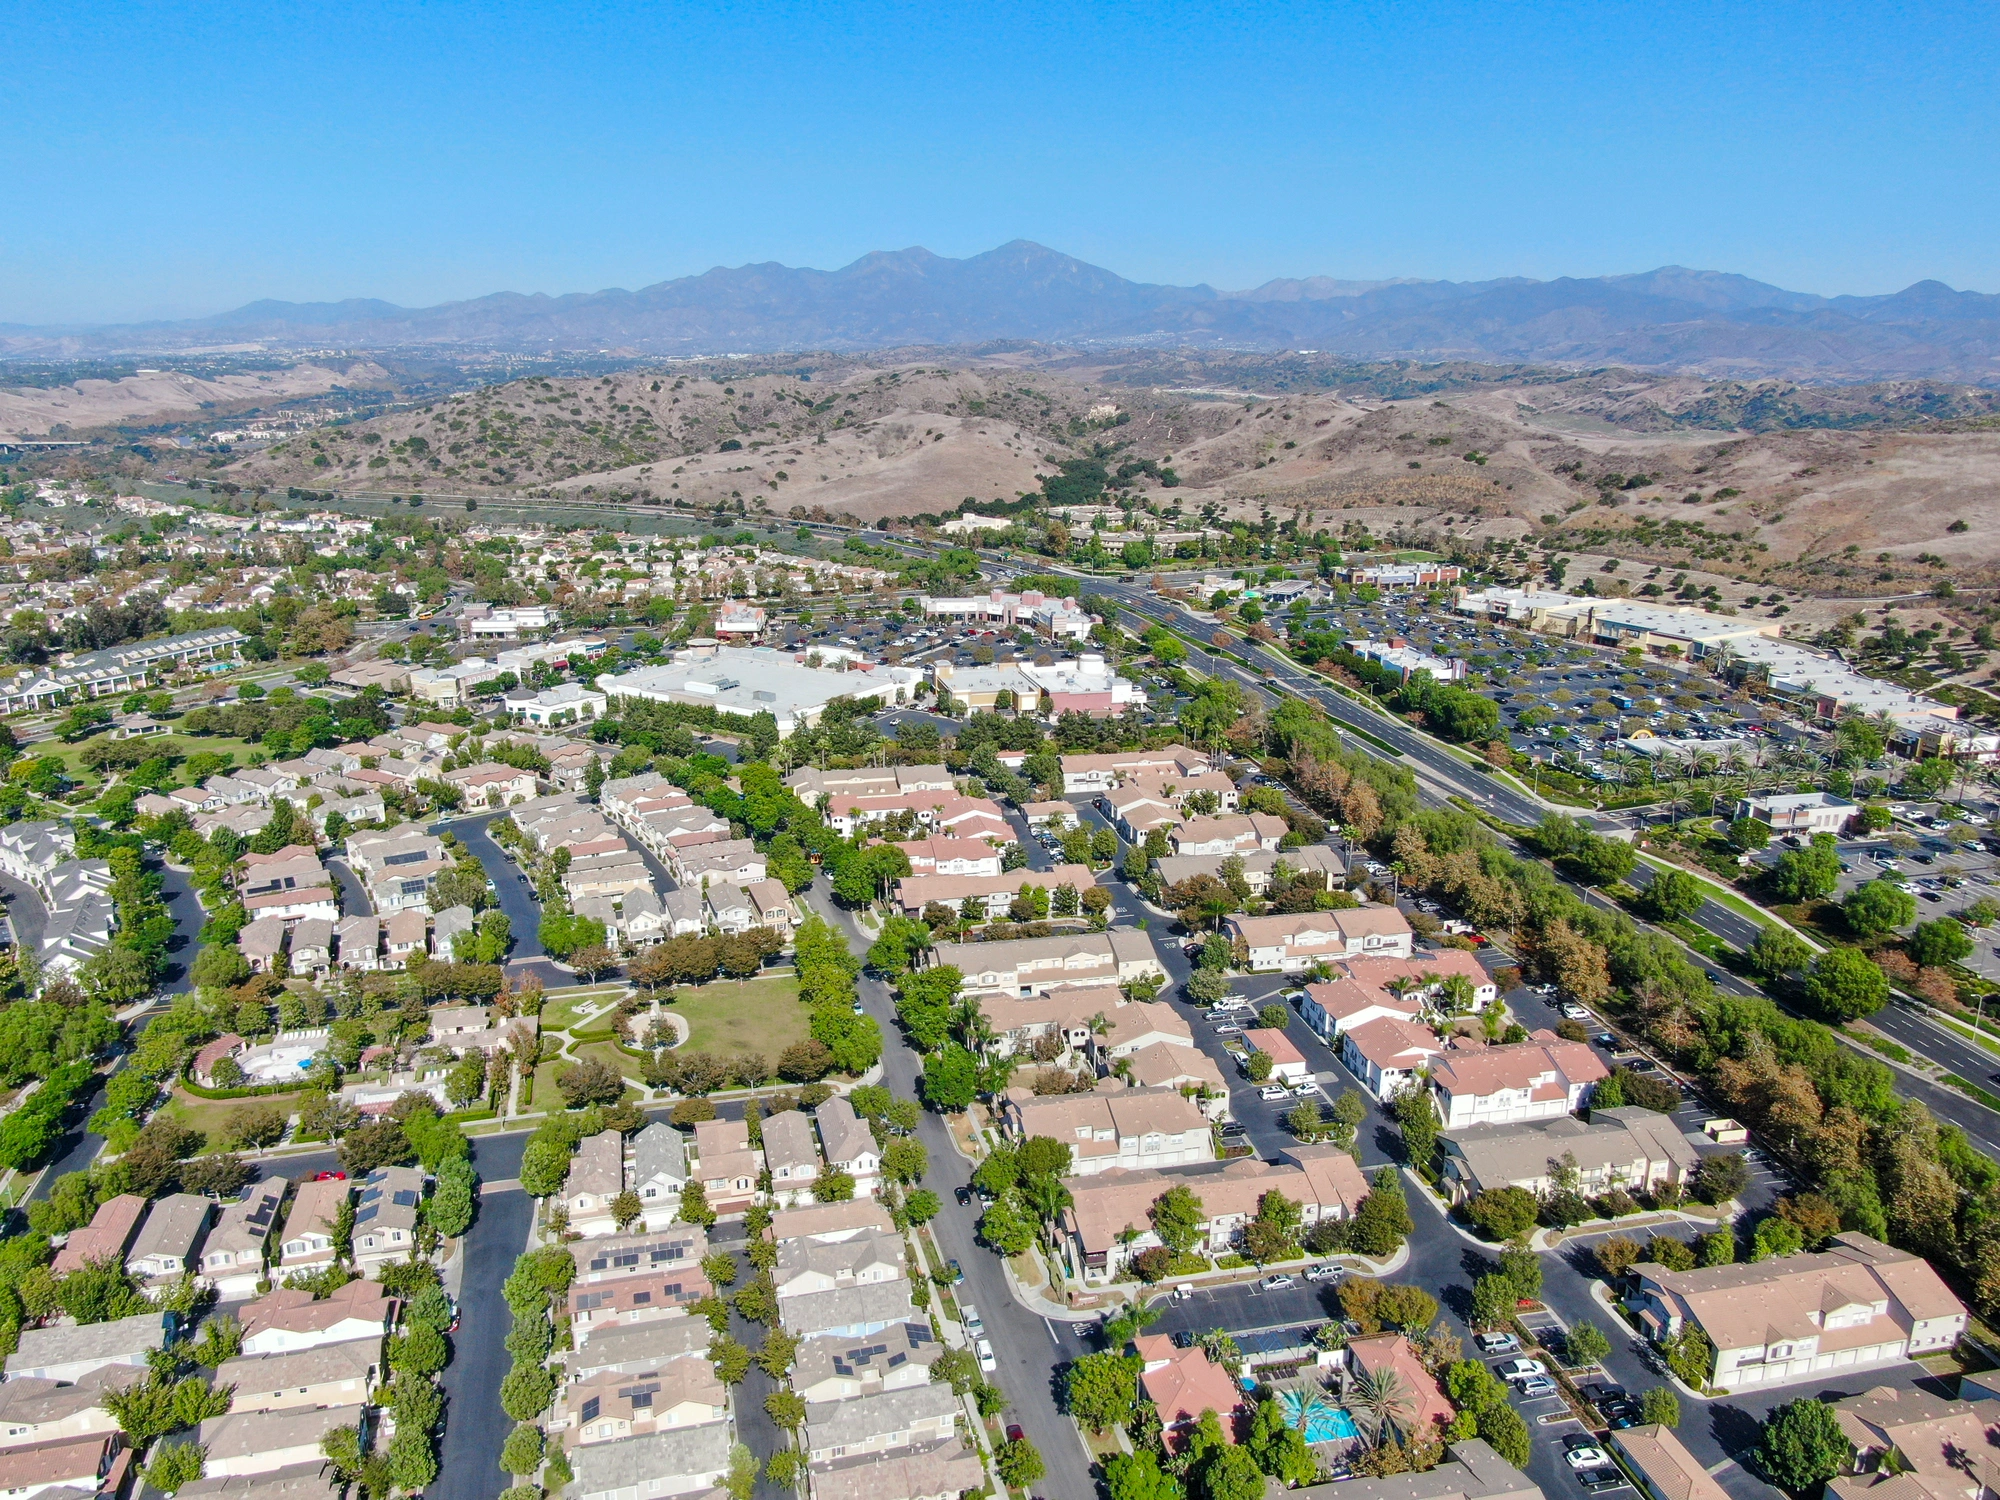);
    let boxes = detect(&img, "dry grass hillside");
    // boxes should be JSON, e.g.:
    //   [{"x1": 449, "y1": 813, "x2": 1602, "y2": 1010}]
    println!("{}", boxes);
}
[
  {"x1": 215, "y1": 351, "x2": 2000, "y2": 596},
  {"x1": 0, "y1": 362, "x2": 391, "y2": 436}
]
